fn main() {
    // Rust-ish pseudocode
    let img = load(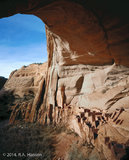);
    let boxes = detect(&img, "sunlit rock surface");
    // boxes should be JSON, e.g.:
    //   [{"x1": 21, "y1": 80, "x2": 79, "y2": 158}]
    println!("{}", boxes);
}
[
  {"x1": 4, "y1": 63, "x2": 47, "y2": 97},
  {"x1": 2, "y1": 63, "x2": 47, "y2": 123}
]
